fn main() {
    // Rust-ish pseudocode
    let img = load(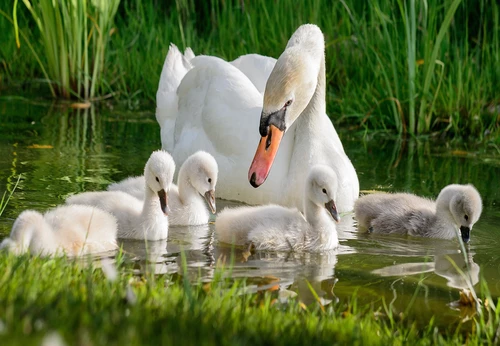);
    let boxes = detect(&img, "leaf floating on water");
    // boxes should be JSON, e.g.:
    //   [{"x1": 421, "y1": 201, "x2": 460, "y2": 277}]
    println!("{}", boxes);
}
[
  {"x1": 457, "y1": 289, "x2": 480, "y2": 307},
  {"x1": 449, "y1": 289, "x2": 482, "y2": 321},
  {"x1": 202, "y1": 282, "x2": 211, "y2": 293},
  {"x1": 69, "y1": 102, "x2": 91, "y2": 109},
  {"x1": 75, "y1": 176, "x2": 113, "y2": 185},
  {"x1": 450, "y1": 150, "x2": 470, "y2": 157},
  {"x1": 27, "y1": 144, "x2": 53, "y2": 149}
]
